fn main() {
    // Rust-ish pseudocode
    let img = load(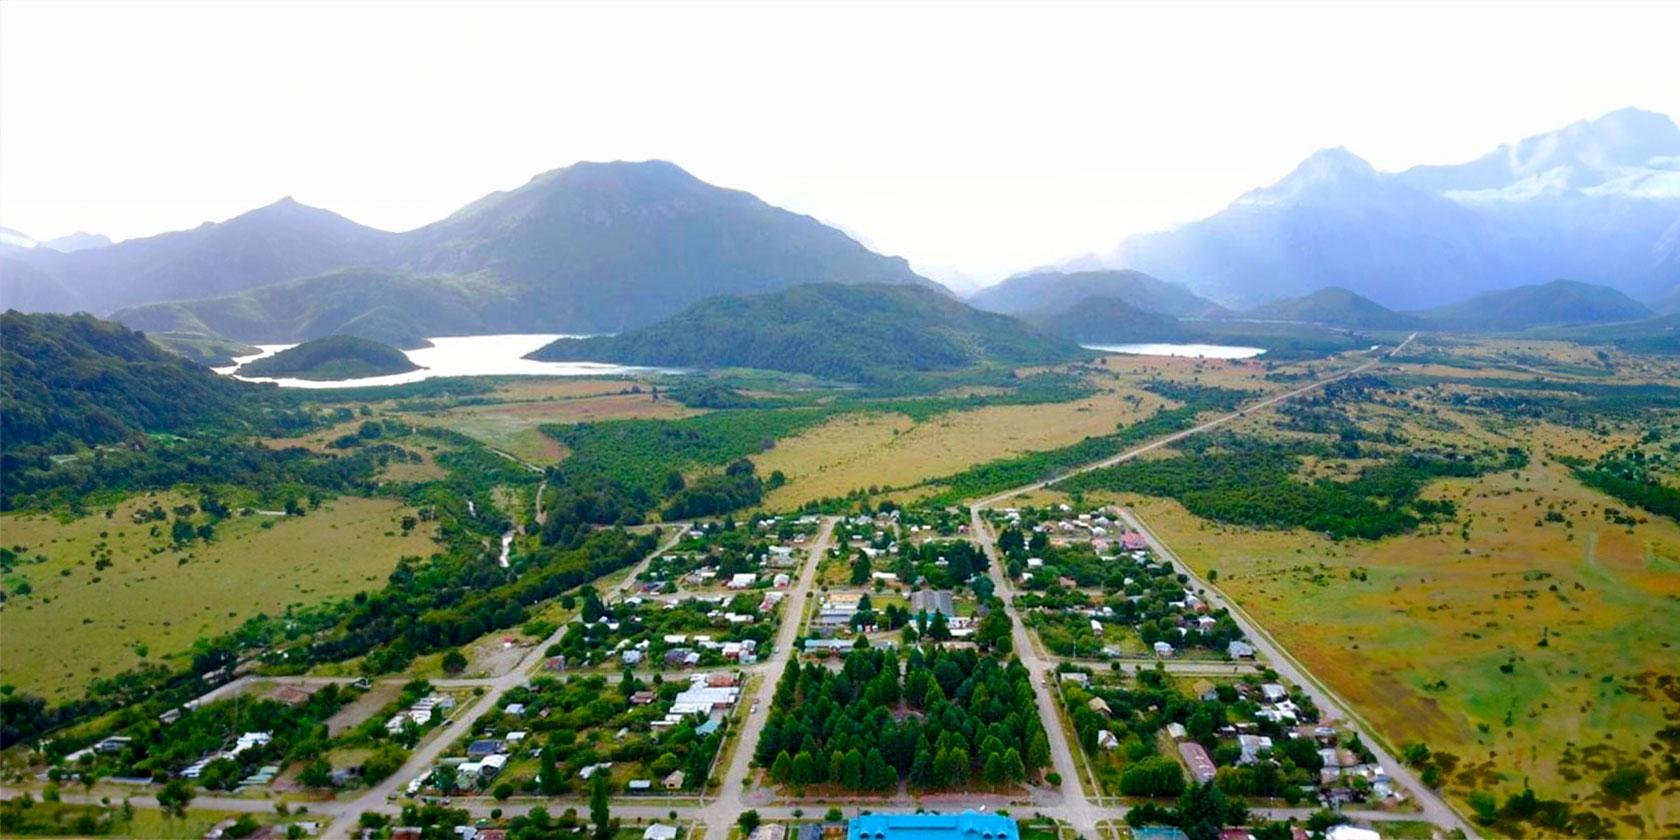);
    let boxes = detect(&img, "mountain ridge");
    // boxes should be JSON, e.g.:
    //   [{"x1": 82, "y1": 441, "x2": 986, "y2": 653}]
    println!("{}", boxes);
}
[
  {"x1": 3, "y1": 160, "x2": 937, "y2": 338},
  {"x1": 1091, "y1": 108, "x2": 1680, "y2": 308}
]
